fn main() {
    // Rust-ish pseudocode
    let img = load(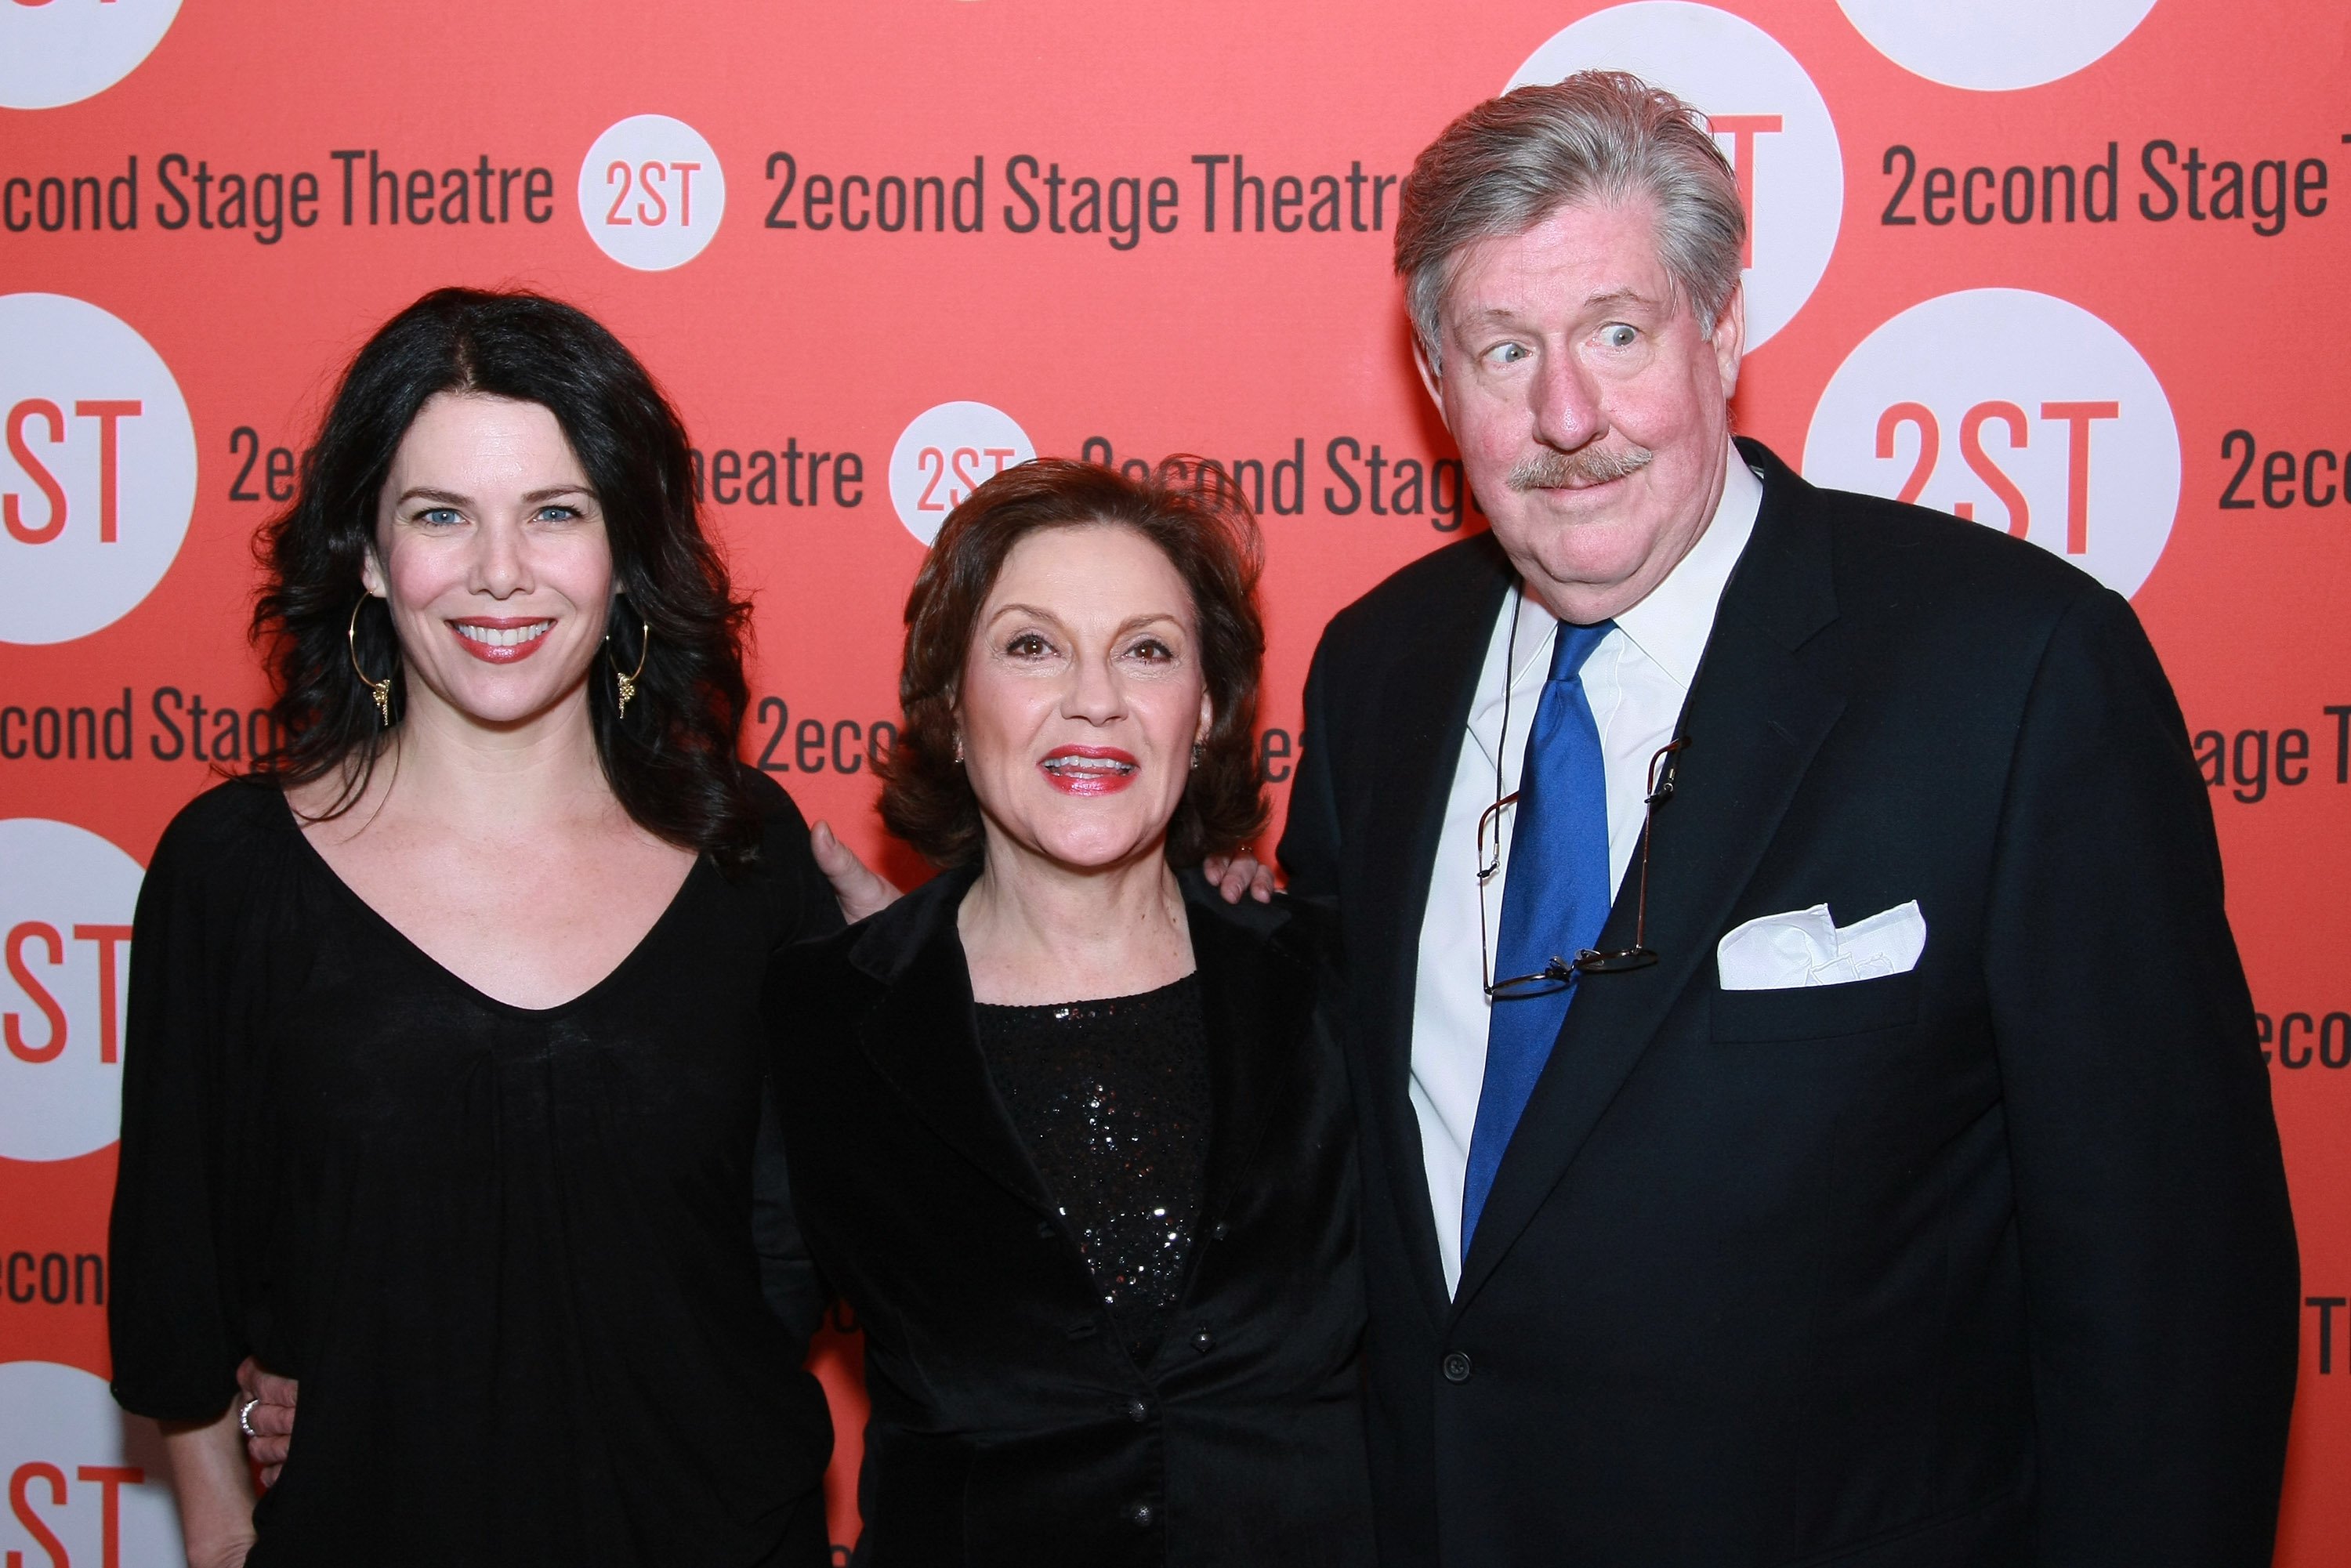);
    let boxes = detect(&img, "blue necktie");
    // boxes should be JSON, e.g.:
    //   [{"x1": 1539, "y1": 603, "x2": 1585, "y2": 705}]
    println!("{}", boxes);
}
[{"x1": 1462, "y1": 618, "x2": 1615, "y2": 1255}]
